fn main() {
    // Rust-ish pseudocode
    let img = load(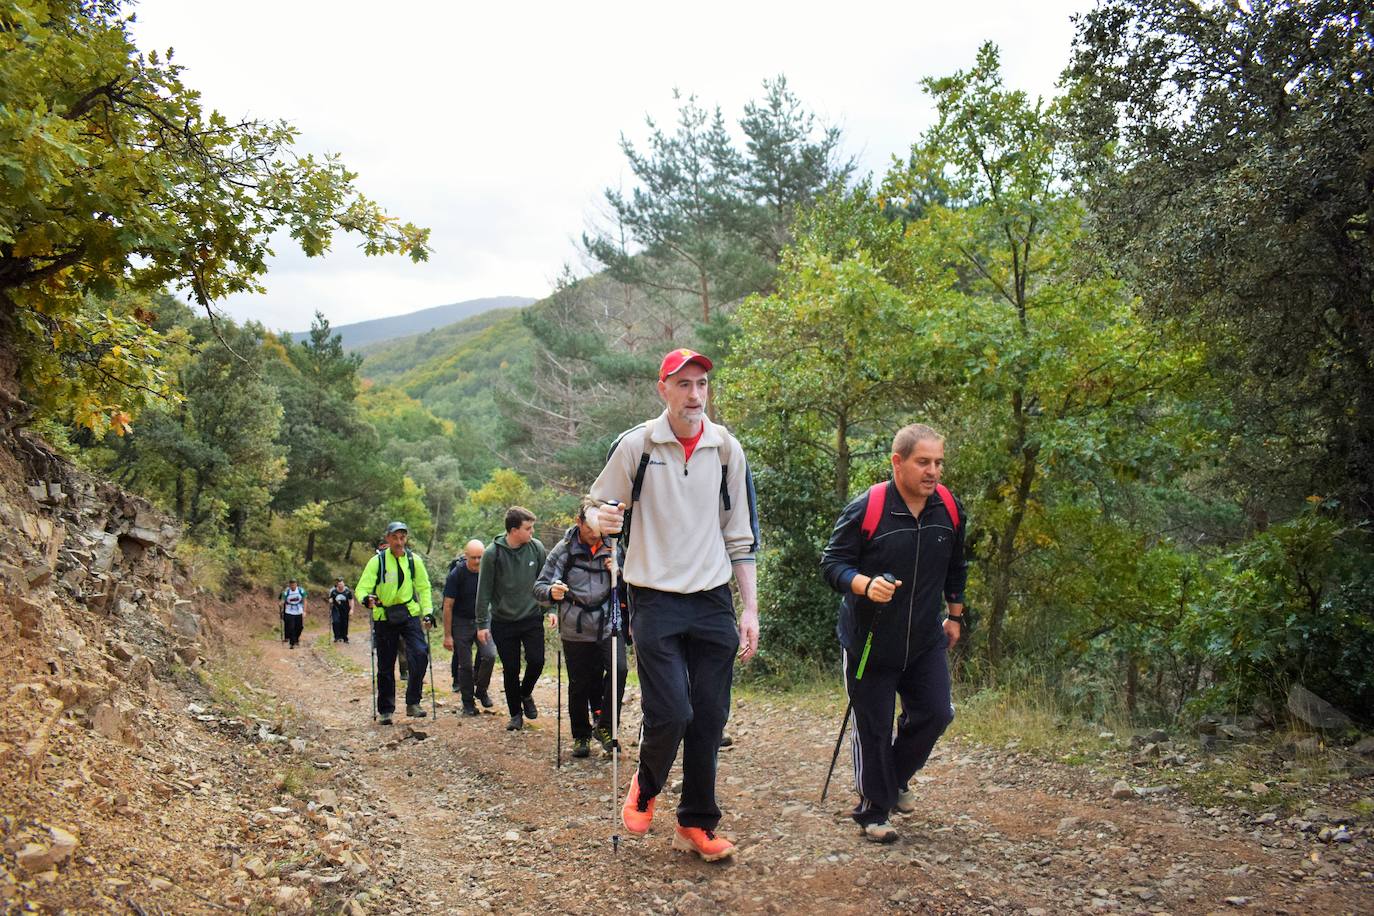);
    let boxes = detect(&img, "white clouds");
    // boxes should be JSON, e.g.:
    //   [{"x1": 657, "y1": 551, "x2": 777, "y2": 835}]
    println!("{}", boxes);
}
[{"x1": 131, "y1": 0, "x2": 1089, "y2": 331}]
